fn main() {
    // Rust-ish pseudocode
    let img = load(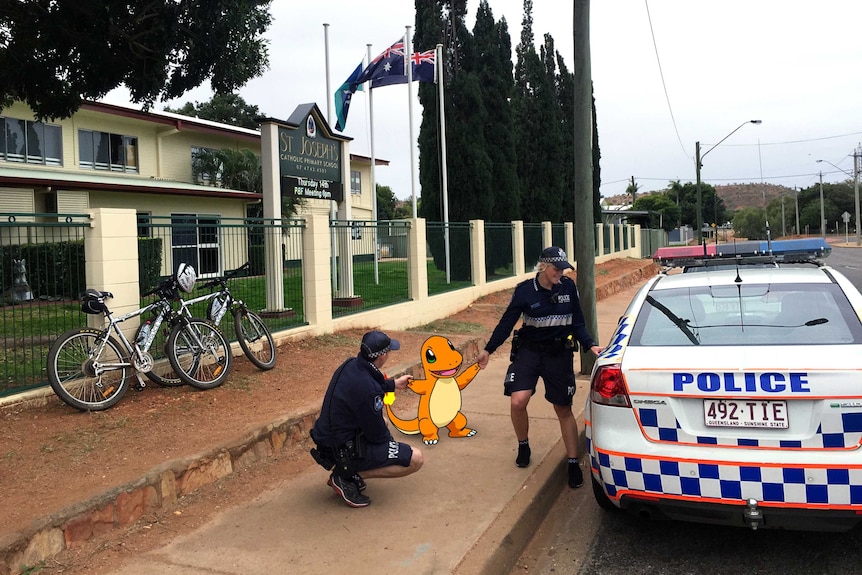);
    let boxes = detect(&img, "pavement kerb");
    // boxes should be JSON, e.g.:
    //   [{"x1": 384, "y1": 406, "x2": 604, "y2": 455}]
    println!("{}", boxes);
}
[{"x1": 0, "y1": 261, "x2": 658, "y2": 575}]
